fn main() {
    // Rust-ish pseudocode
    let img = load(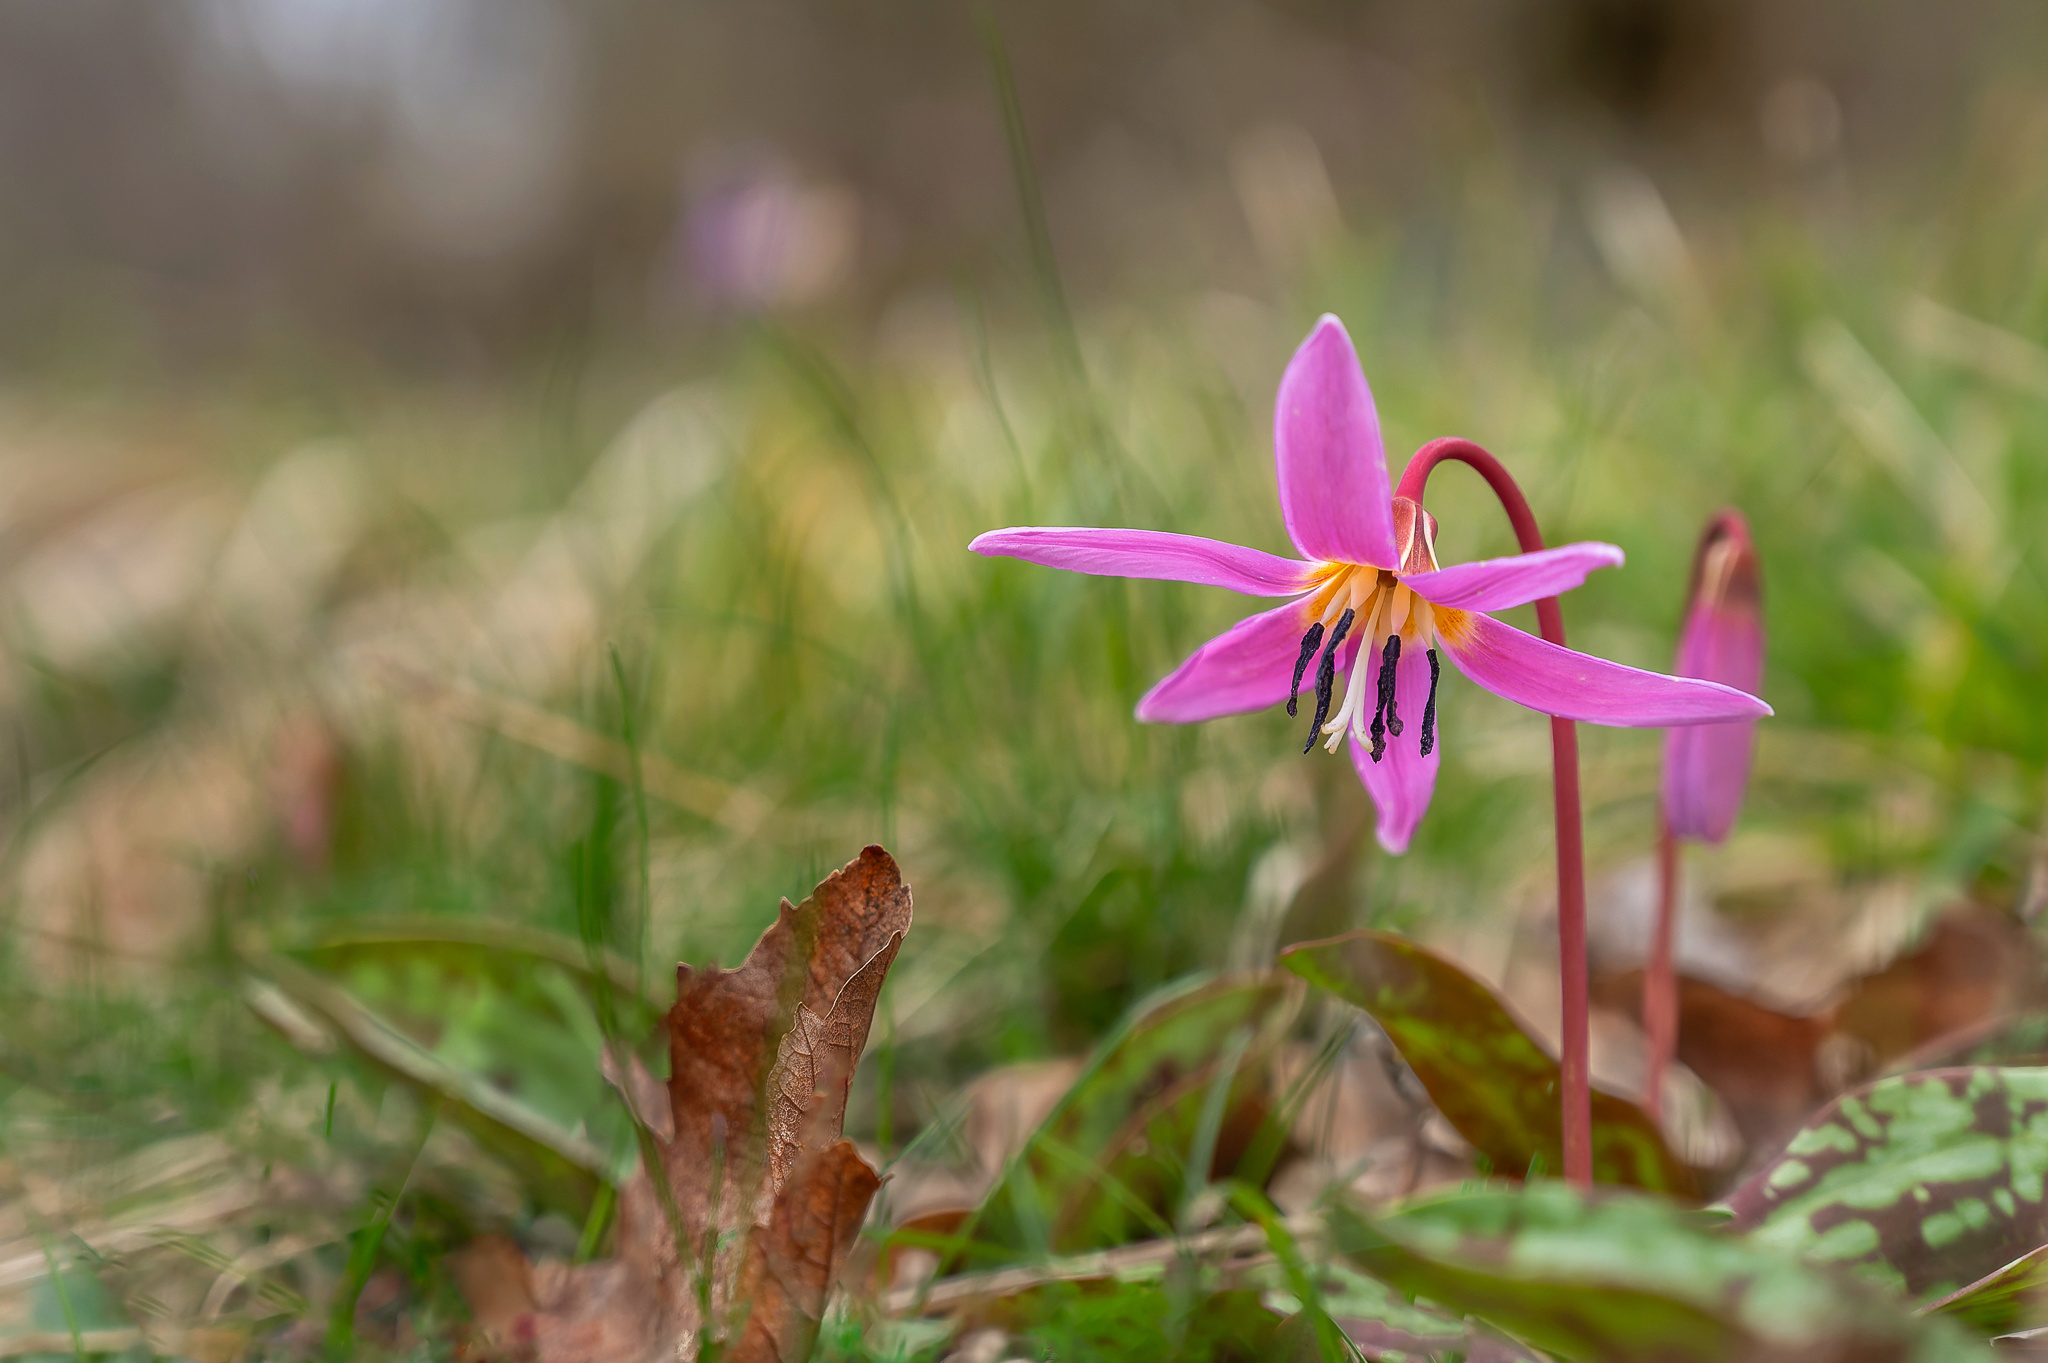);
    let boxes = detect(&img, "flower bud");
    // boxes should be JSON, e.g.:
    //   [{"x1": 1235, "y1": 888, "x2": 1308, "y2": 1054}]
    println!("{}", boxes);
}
[{"x1": 1661, "y1": 511, "x2": 1764, "y2": 843}]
